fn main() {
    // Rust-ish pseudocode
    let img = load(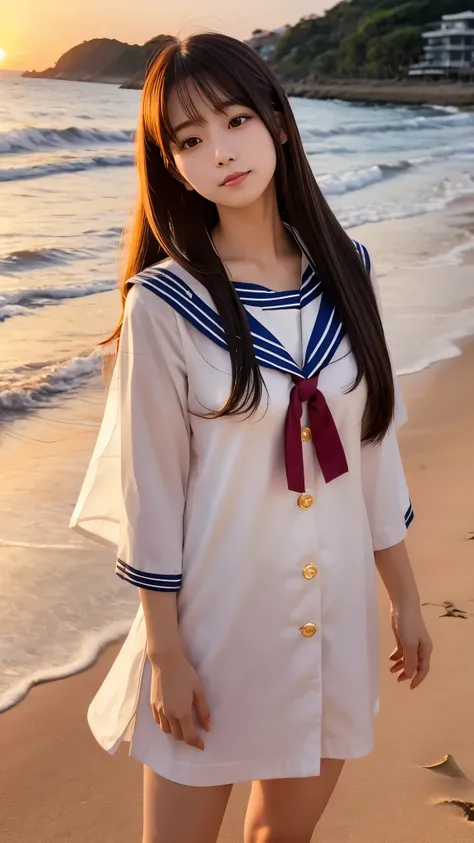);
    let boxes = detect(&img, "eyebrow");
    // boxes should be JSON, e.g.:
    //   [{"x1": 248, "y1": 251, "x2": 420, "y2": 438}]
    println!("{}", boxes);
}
[{"x1": 172, "y1": 99, "x2": 241, "y2": 135}]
